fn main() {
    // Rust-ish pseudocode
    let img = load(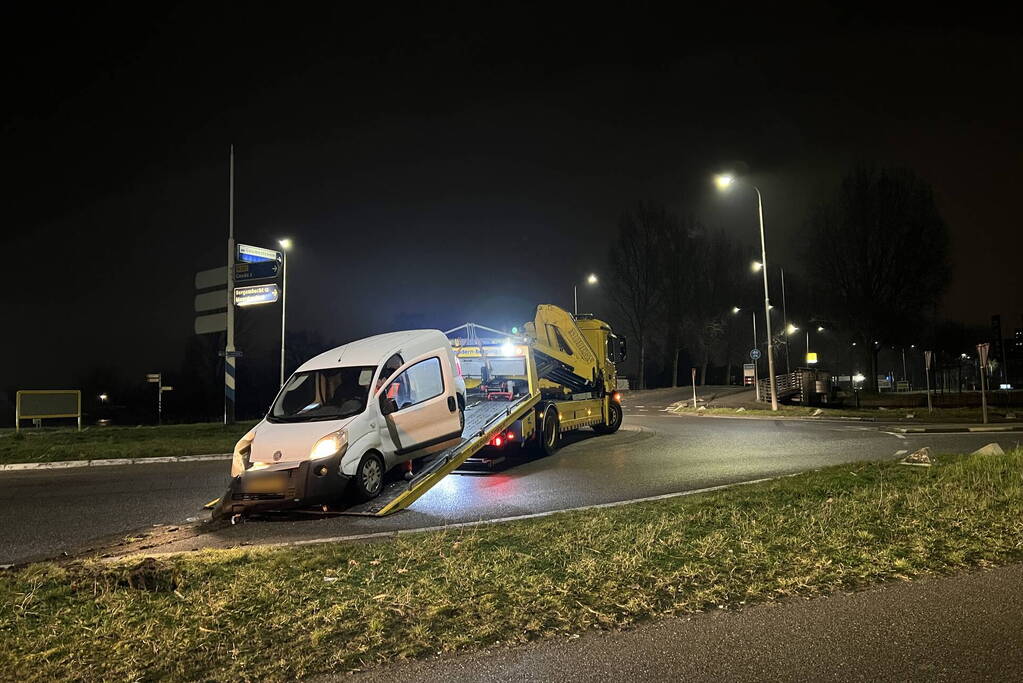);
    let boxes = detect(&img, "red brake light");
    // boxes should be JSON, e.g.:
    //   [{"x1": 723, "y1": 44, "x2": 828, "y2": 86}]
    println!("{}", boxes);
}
[
  {"x1": 493, "y1": 436, "x2": 503, "y2": 447},
  {"x1": 612, "y1": 391, "x2": 622, "y2": 403},
  {"x1": 506, "y1": 431, "x2": 514, "y2": 440}
]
